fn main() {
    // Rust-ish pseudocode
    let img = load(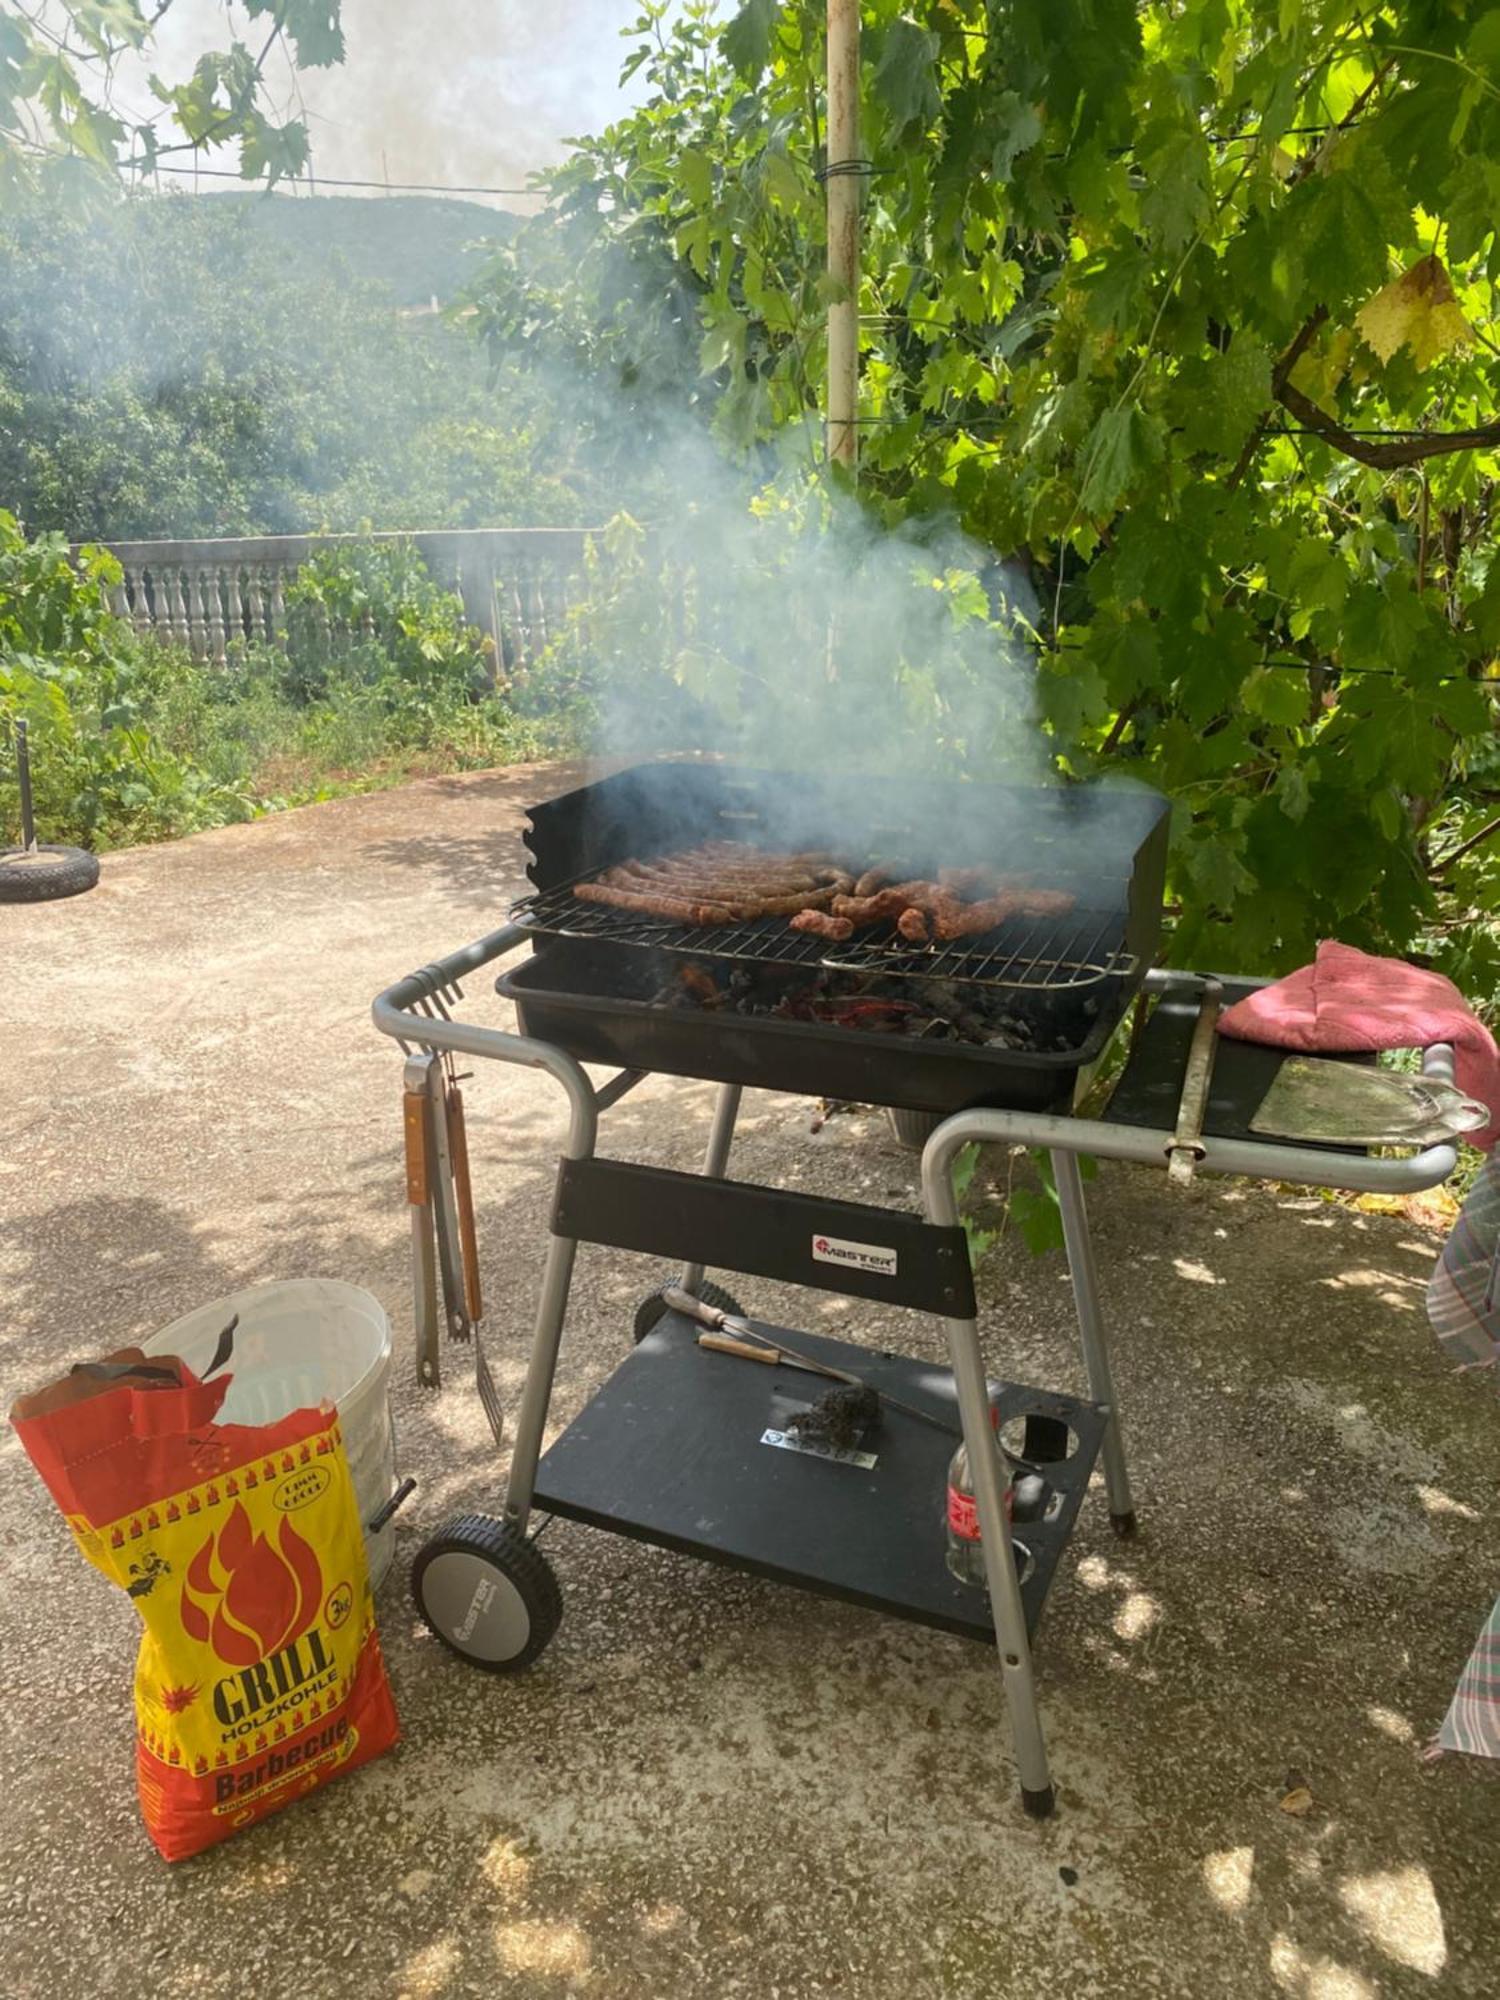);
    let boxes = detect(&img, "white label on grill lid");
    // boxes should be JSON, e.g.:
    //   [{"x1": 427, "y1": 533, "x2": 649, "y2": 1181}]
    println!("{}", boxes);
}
[{"x1": 811, "y1": 1233, "x2": 898, "y2": 1278}]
